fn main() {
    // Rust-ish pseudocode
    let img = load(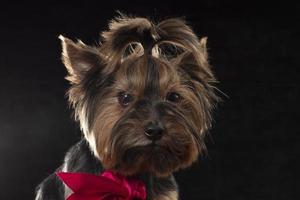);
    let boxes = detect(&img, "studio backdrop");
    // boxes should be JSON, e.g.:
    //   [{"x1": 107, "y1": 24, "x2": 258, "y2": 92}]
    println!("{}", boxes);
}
[{"x1": 0, "y1": 1, "x2": 298, "y2": 200}]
